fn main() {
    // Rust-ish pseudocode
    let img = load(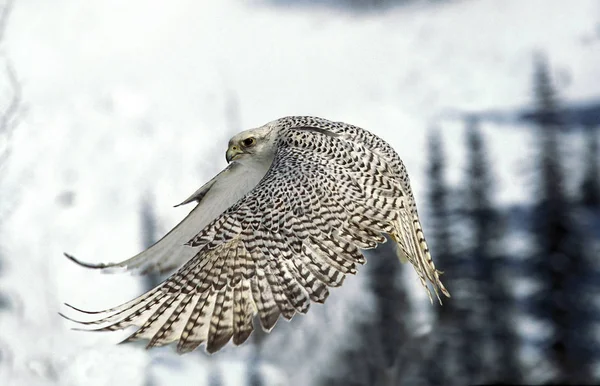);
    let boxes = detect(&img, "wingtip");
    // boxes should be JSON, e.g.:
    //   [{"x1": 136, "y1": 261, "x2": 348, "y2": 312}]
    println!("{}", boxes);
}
[
  {"x1": 173, "y1": 195, "x2": 198, "y2": 208},
  {"x1": 64, "y1": 252, "x2": 128, "y2": 274},
  {"x1": 64, "y1": 252, "x2": 107, "y2": 270},
  {"x1": 58, "y1": 311, "x2": 74, "y2": 322},
  {"x1": 58, "y1": 309, "x2": 97, "y2": 328},
  {"x1": 63, "y1": 302, "x2": 109, "y2": 316},
  {"x1": 60, "y1": 309, "x2": 119, "y2": 332}
]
